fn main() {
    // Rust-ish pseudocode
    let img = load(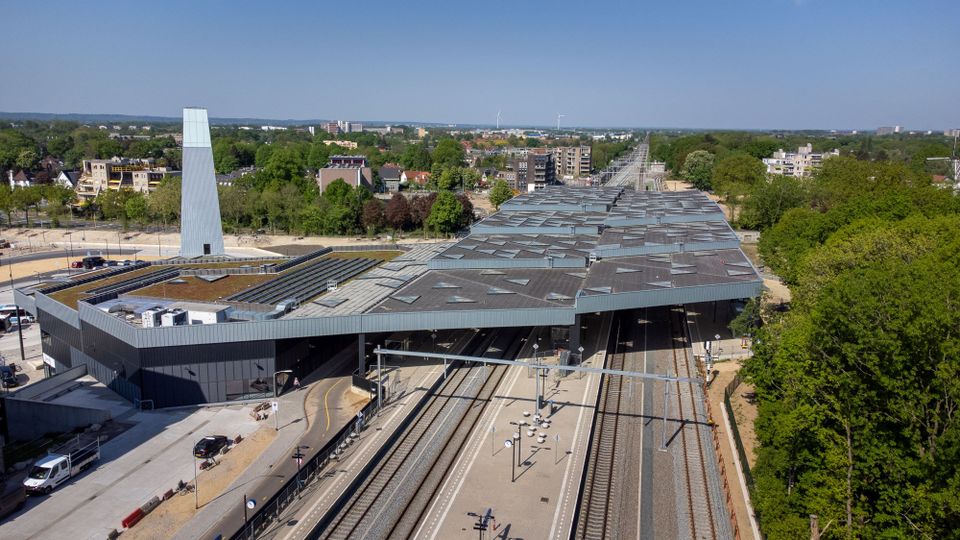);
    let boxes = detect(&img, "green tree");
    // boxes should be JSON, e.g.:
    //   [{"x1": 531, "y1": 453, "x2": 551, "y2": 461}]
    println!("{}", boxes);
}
[
  {"x1": 0, "y1": 185, "x2": 14, "y2": 224},
  {"x1": 461, "y1": 168, "x2": 481, "y2": 190},
  {"x1": 43, "y1": 184, "x2": 76, "y2": 227},
  {"x1": 488, "y1": 180, "x2": 513, "y2": 210},
  {"x1": 125, "y1": 193, "x2": 149, "y2": 226},
  {"x1": 739, "y1": 175, "x2": 809, "y2": 231},
  {"x1": 218, "y1": 185, "x2": 247, "y2": 230},
  {"x1": 432, "y1": 139, "x2": 465, "y2": 170},
  {"x1": 679, "y1": 150, "x2": 715, "y2": 191},
  {"x1": 15, "y1": 149, "x2": 39, "y2": 171},
  {"x1": 713, "y1": 153, "x2": 765, "y2": 222},
  {"x1": 11, "y1": 186, "x2": 43, "y2": 226},
  {"x1": 426, "y1": 190, "x2": 463, "y2": 236},
  {"x1": 148, "y1": 175, "x2": 181, "y2": 227},
  {"x1": 400, "y1": 143, "x2": 432, "y2": 170},
  {"x1": 745, "y1": 216, "x2": 960, "y2": 540}
]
